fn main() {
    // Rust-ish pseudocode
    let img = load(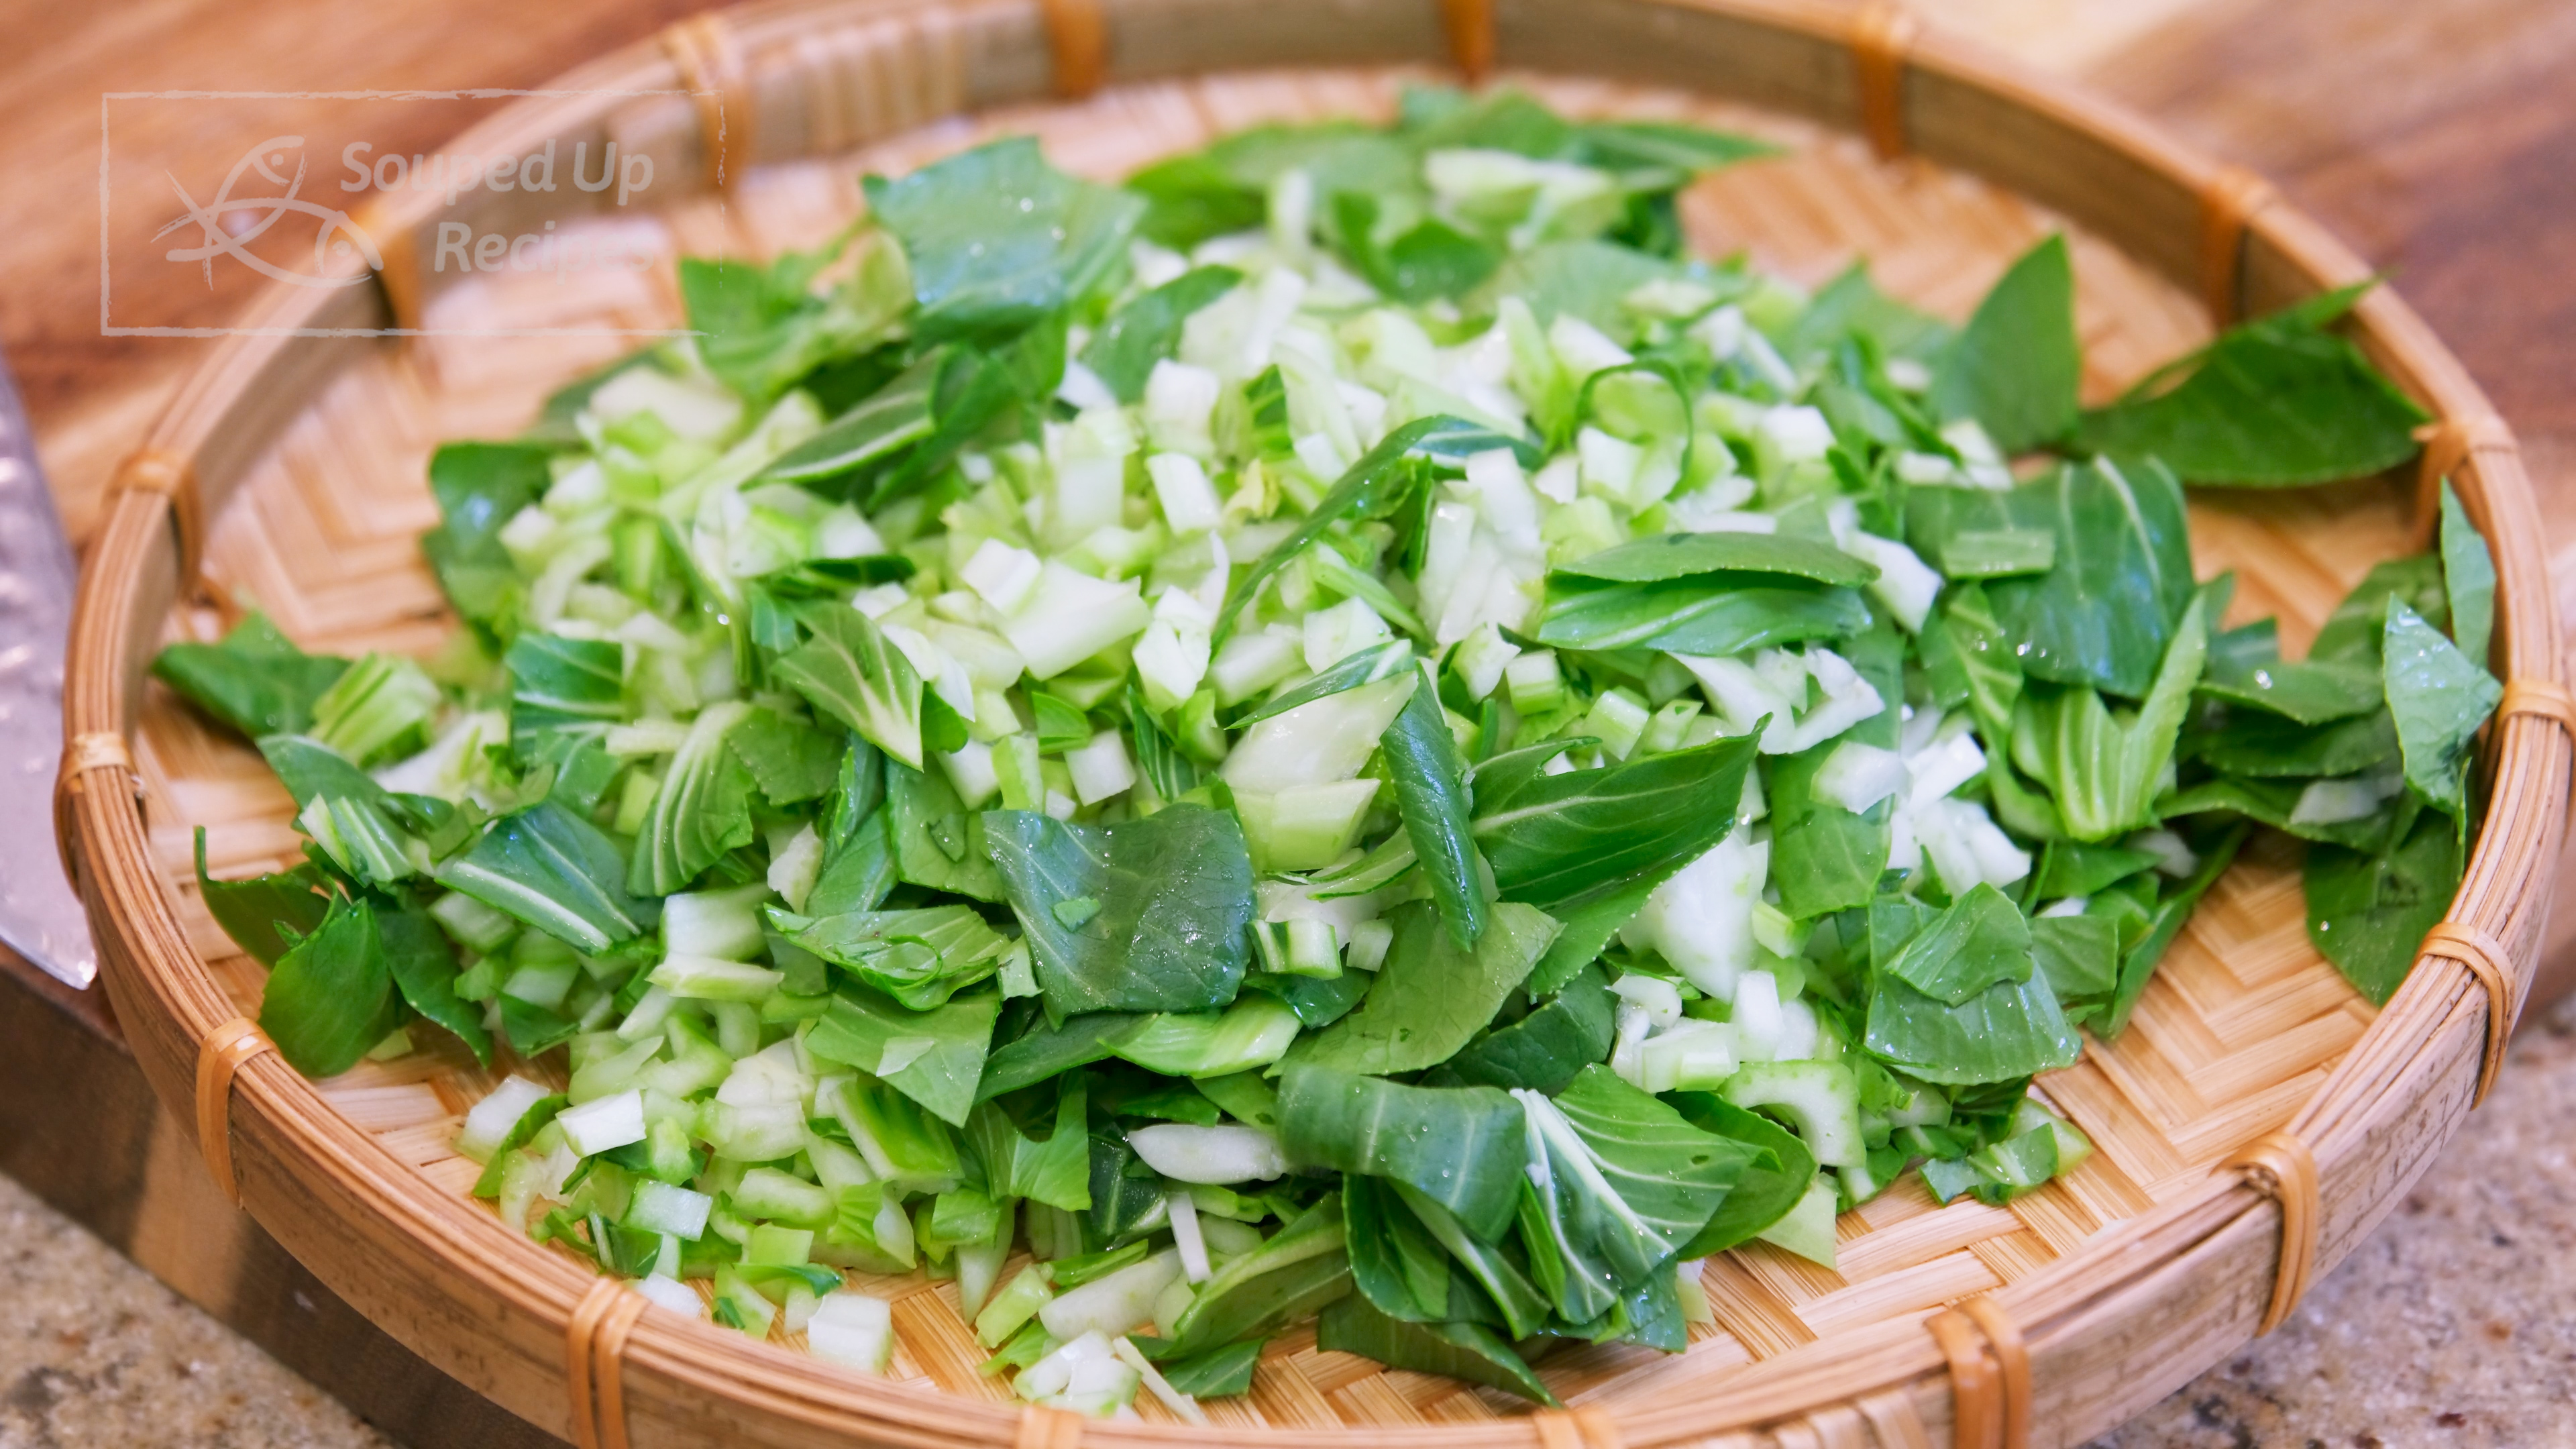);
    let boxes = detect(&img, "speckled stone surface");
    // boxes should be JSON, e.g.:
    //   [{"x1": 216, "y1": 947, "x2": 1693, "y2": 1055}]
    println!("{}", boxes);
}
[
  {"x1": 7, "y1": 1003, "x2": 2576, "y2": 1448},
  {"x1": 2088, "y1": 992, "x2": 2576, "y2": 1449},
  {"x1": 0, "y1": 1171, "x2": 391, "y2": 1449},
  {"x1": 5, "y1": 989, "x2": 2576, "y2": 1444}
]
